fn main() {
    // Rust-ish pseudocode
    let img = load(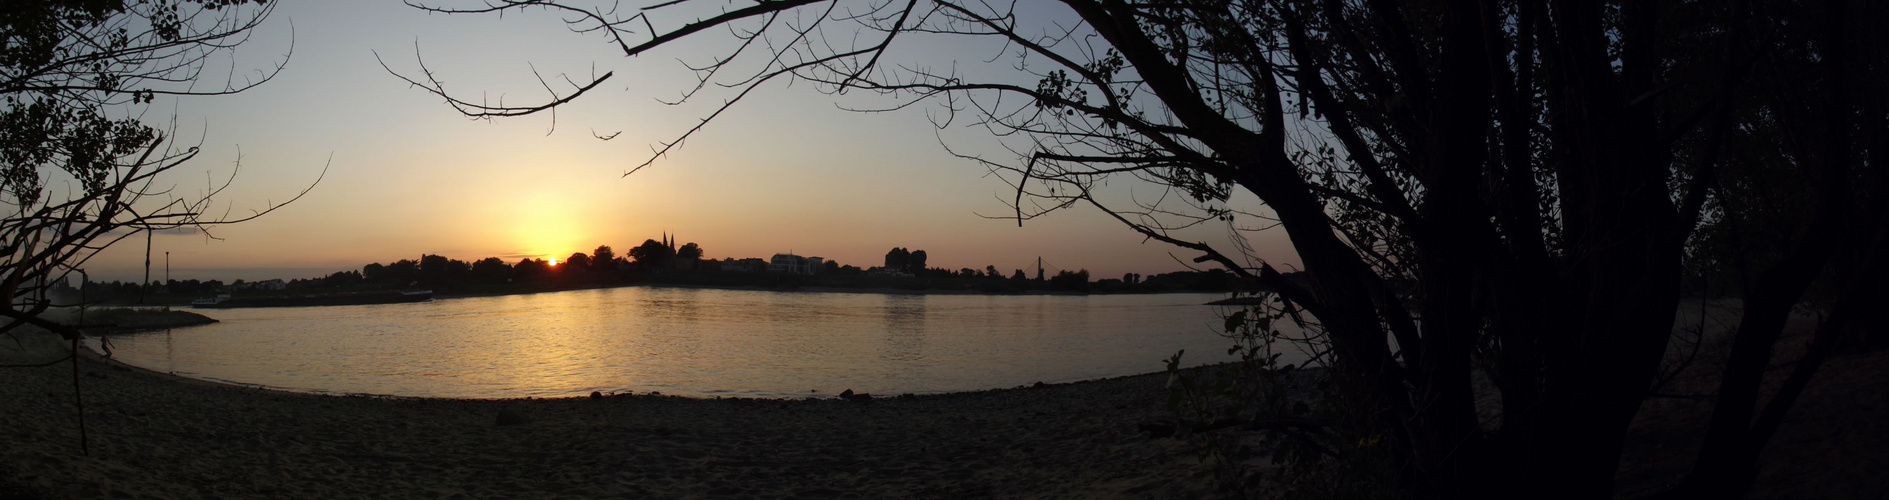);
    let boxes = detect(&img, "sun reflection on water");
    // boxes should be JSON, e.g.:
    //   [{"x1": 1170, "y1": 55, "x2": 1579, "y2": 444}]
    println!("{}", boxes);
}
[{"x1": 101, "y1": 288, "x2": 1269, "y2": 399}]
